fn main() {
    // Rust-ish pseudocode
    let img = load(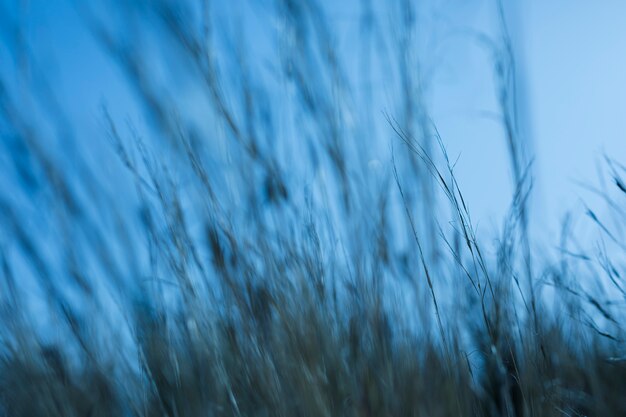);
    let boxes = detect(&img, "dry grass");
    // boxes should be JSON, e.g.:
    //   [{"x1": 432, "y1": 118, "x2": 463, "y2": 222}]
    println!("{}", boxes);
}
[{"x1": 1, "y1": 1, "x2": 626, "y2": 416}]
